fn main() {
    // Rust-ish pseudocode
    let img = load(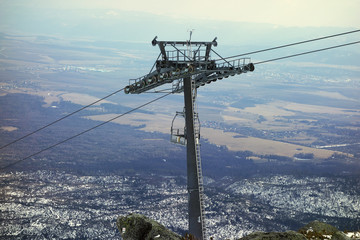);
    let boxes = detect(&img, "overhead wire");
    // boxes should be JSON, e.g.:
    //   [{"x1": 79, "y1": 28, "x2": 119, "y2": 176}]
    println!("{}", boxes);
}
[
  {"x1": 254, "y1": 40, "x2": 360, "y2": 65},
  {"x1": 0, "y1": 92, "x2": 172, "y2": 170},
  {"x1": 1, "y1": 29, "x2": 359, "y2": 169},
  {"x1": 2, "y1": 29, "x2": 359, "y2": 151},
  {"x1": 215, "y1": 29, "x2": 360, "y2": 61},
  {"x1": 0, "y1": 87, "x2": 125, "y2": 150}
]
